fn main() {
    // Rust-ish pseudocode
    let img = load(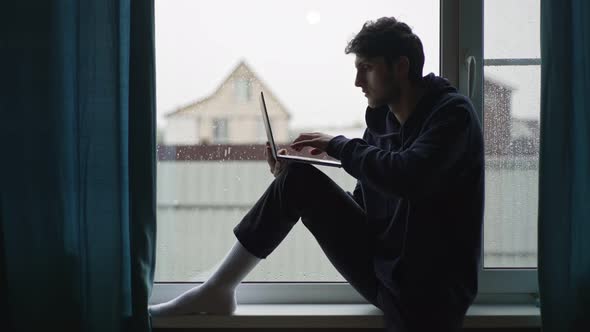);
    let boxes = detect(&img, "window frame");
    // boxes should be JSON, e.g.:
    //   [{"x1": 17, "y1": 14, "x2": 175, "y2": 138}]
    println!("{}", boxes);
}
[
  {"x1": 151, "y1": 0, "x2": 539, "y2": 306},
  {"x1": 441, "y1": 0, "x2": 538, "y2": 299}
]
